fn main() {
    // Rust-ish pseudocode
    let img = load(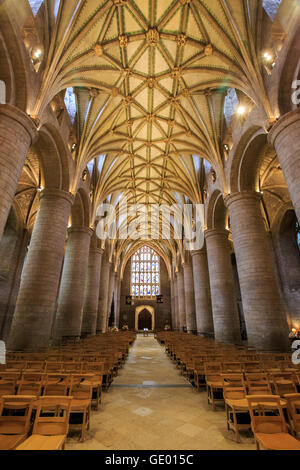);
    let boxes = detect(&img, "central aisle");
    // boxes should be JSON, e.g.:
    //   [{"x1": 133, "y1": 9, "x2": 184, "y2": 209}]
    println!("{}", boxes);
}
[{"x1": 67, "y1": 335, "x2": 255, "y2": 450}]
